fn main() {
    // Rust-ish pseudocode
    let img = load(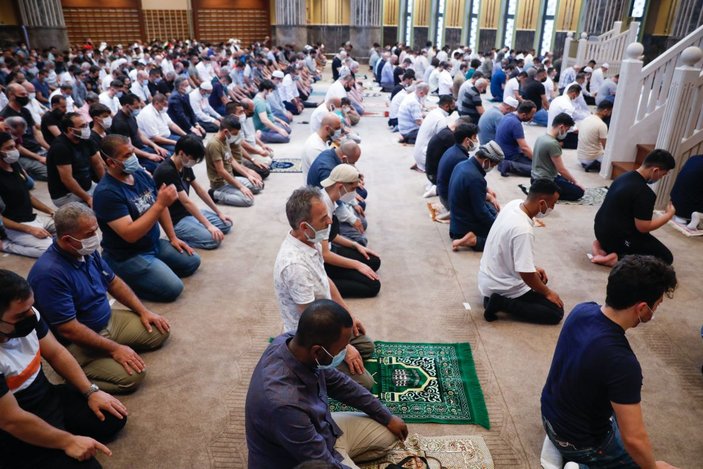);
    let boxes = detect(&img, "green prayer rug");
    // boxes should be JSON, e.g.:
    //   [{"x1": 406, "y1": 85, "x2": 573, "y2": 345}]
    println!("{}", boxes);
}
[{"x1": 330, "y1": 341, "x2": 490, "y2": 429}]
